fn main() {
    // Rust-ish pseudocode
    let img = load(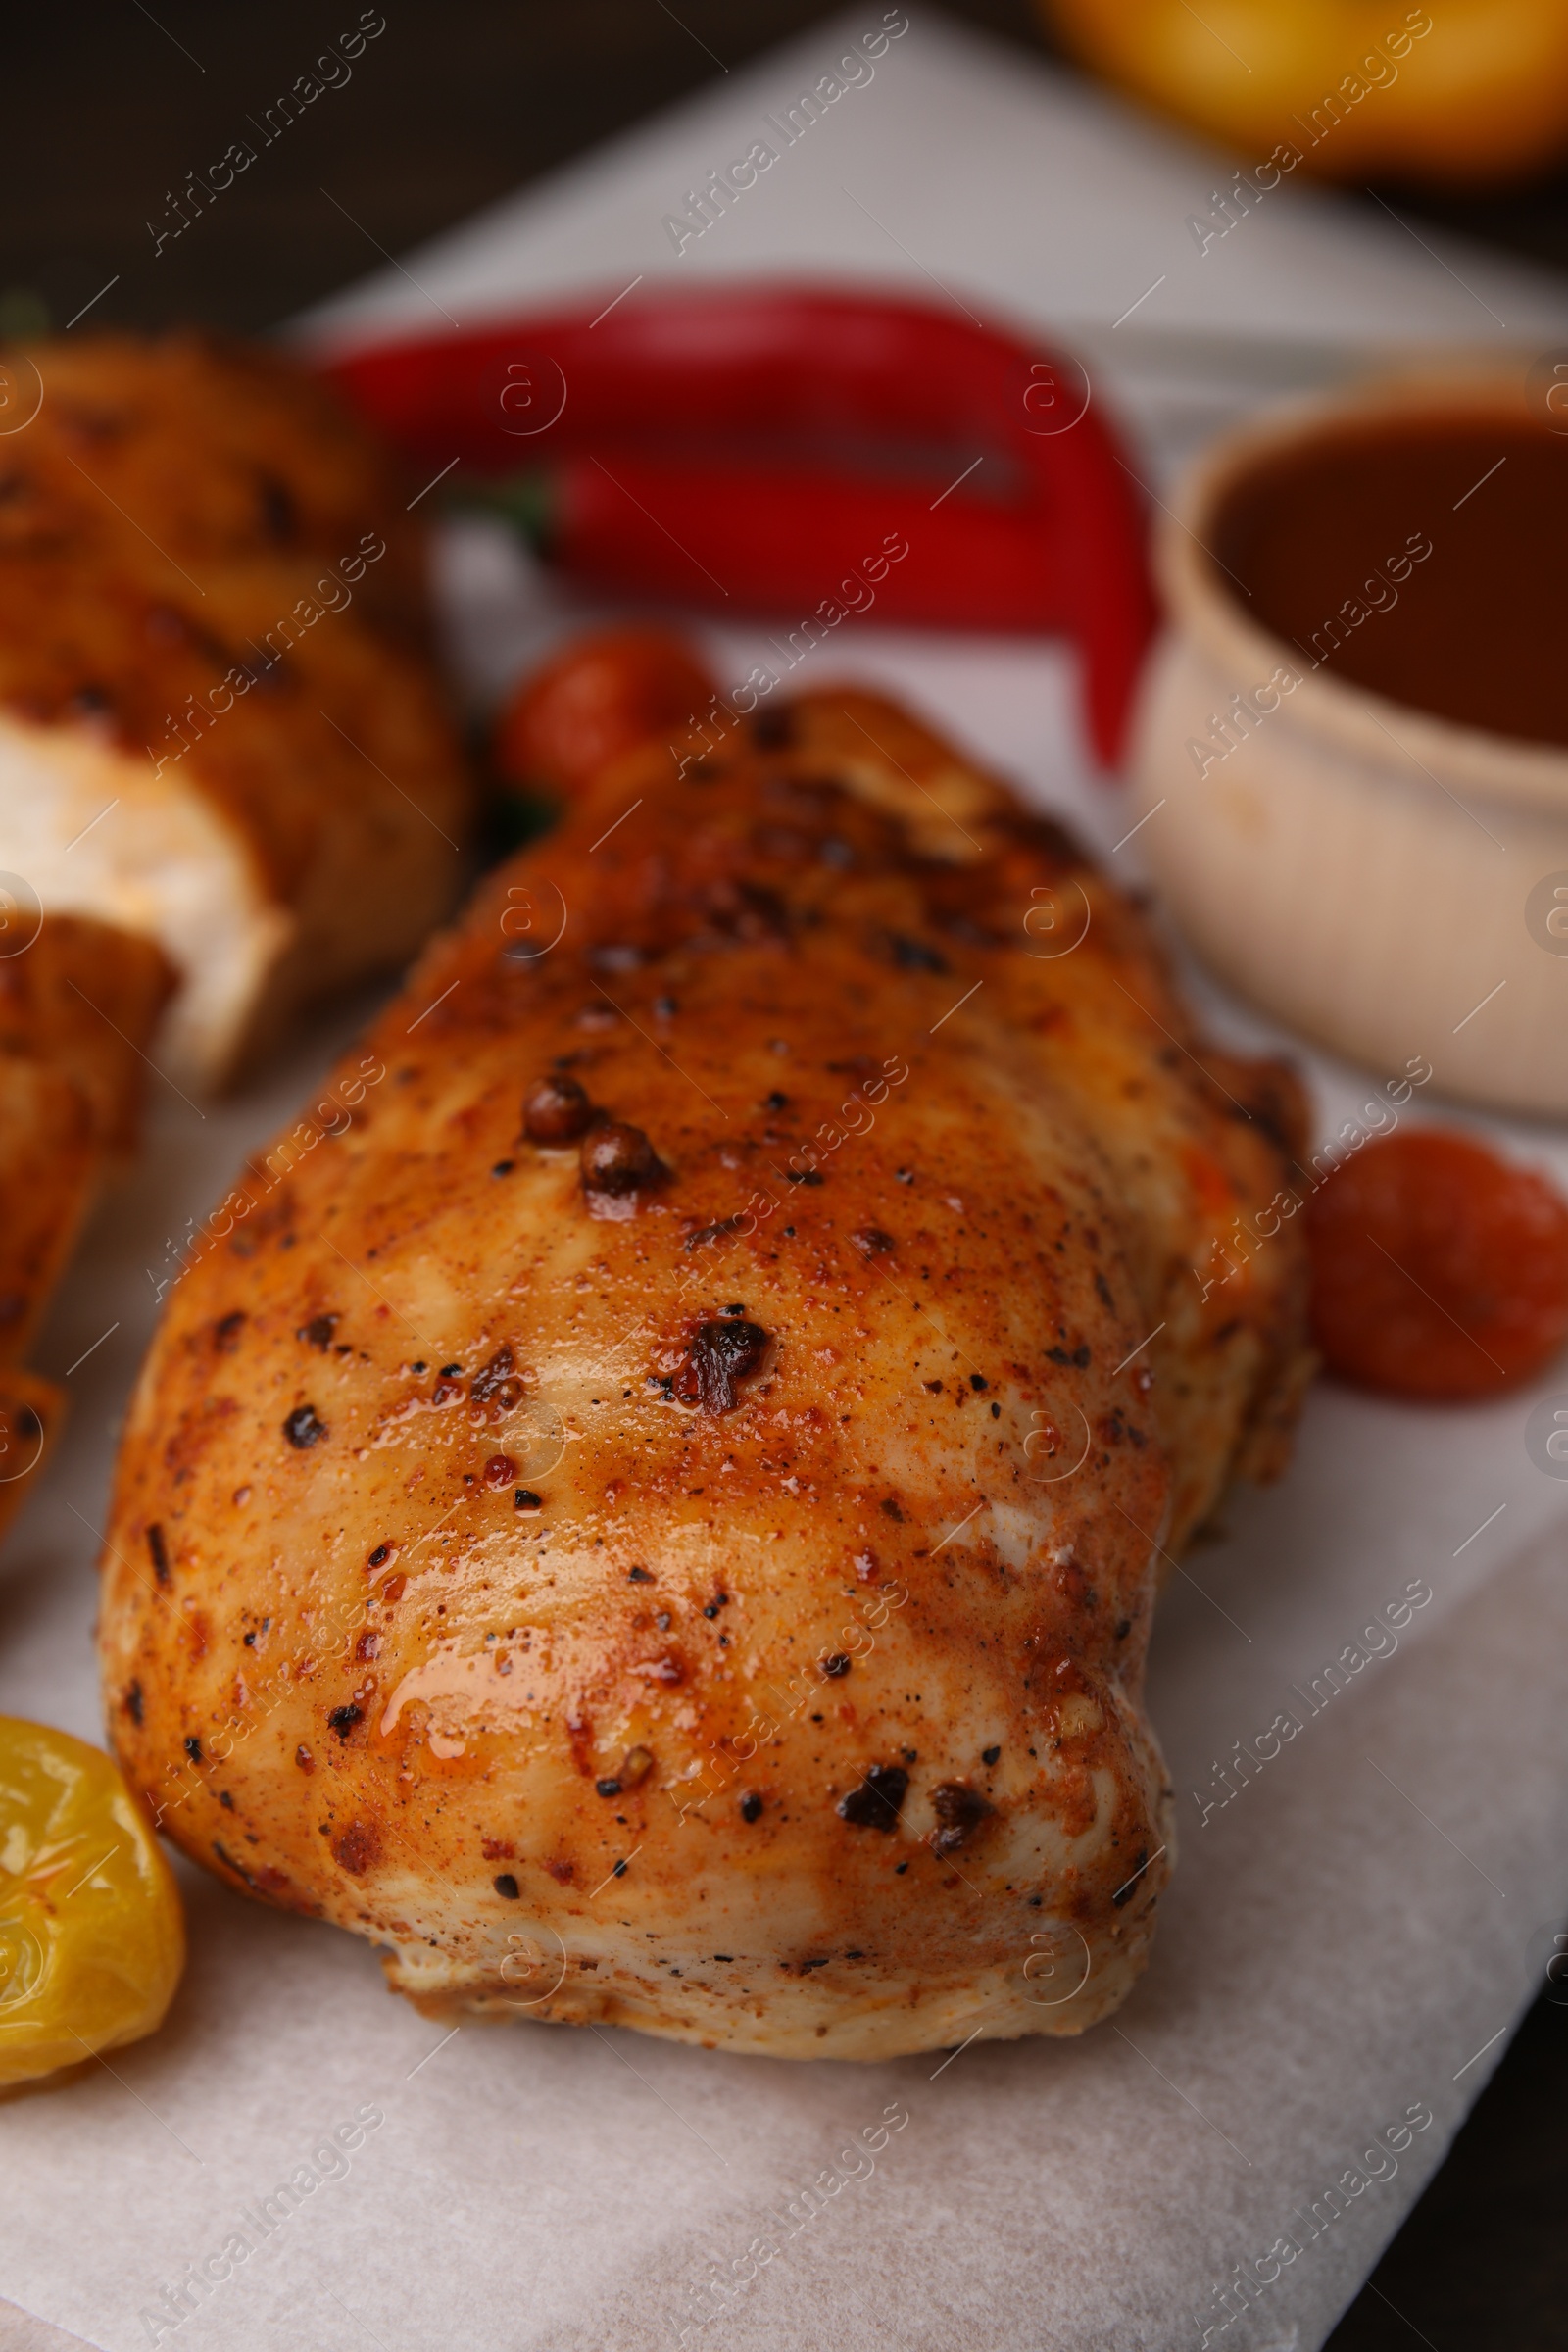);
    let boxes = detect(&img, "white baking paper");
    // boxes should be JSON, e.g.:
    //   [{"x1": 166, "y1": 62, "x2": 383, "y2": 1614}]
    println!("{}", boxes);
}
[{"x1": 3, "y1": 15, "x2": 1568, "y2": 2349}]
